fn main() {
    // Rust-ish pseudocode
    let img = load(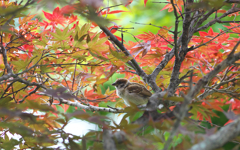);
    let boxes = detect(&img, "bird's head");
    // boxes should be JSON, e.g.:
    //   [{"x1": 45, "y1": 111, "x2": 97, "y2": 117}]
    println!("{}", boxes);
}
[{"x1": 112, "y1": 78, "x2": 129, "y2": 89}]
